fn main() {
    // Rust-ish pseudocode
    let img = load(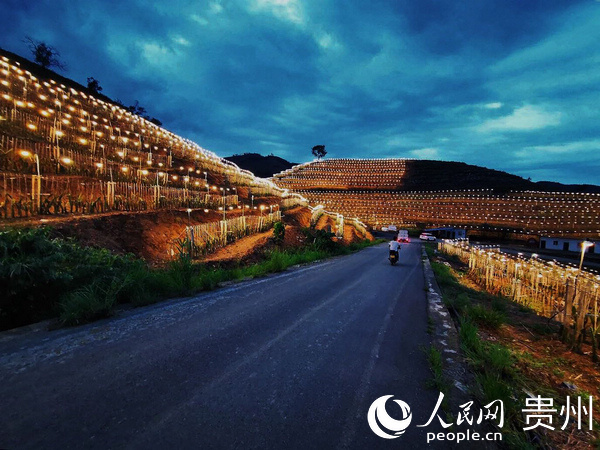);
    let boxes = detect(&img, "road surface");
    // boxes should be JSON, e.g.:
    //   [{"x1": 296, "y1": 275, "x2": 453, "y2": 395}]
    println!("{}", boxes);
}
[{"x1": 1, "y1": 242, "x2": 451, "y2": 449}]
